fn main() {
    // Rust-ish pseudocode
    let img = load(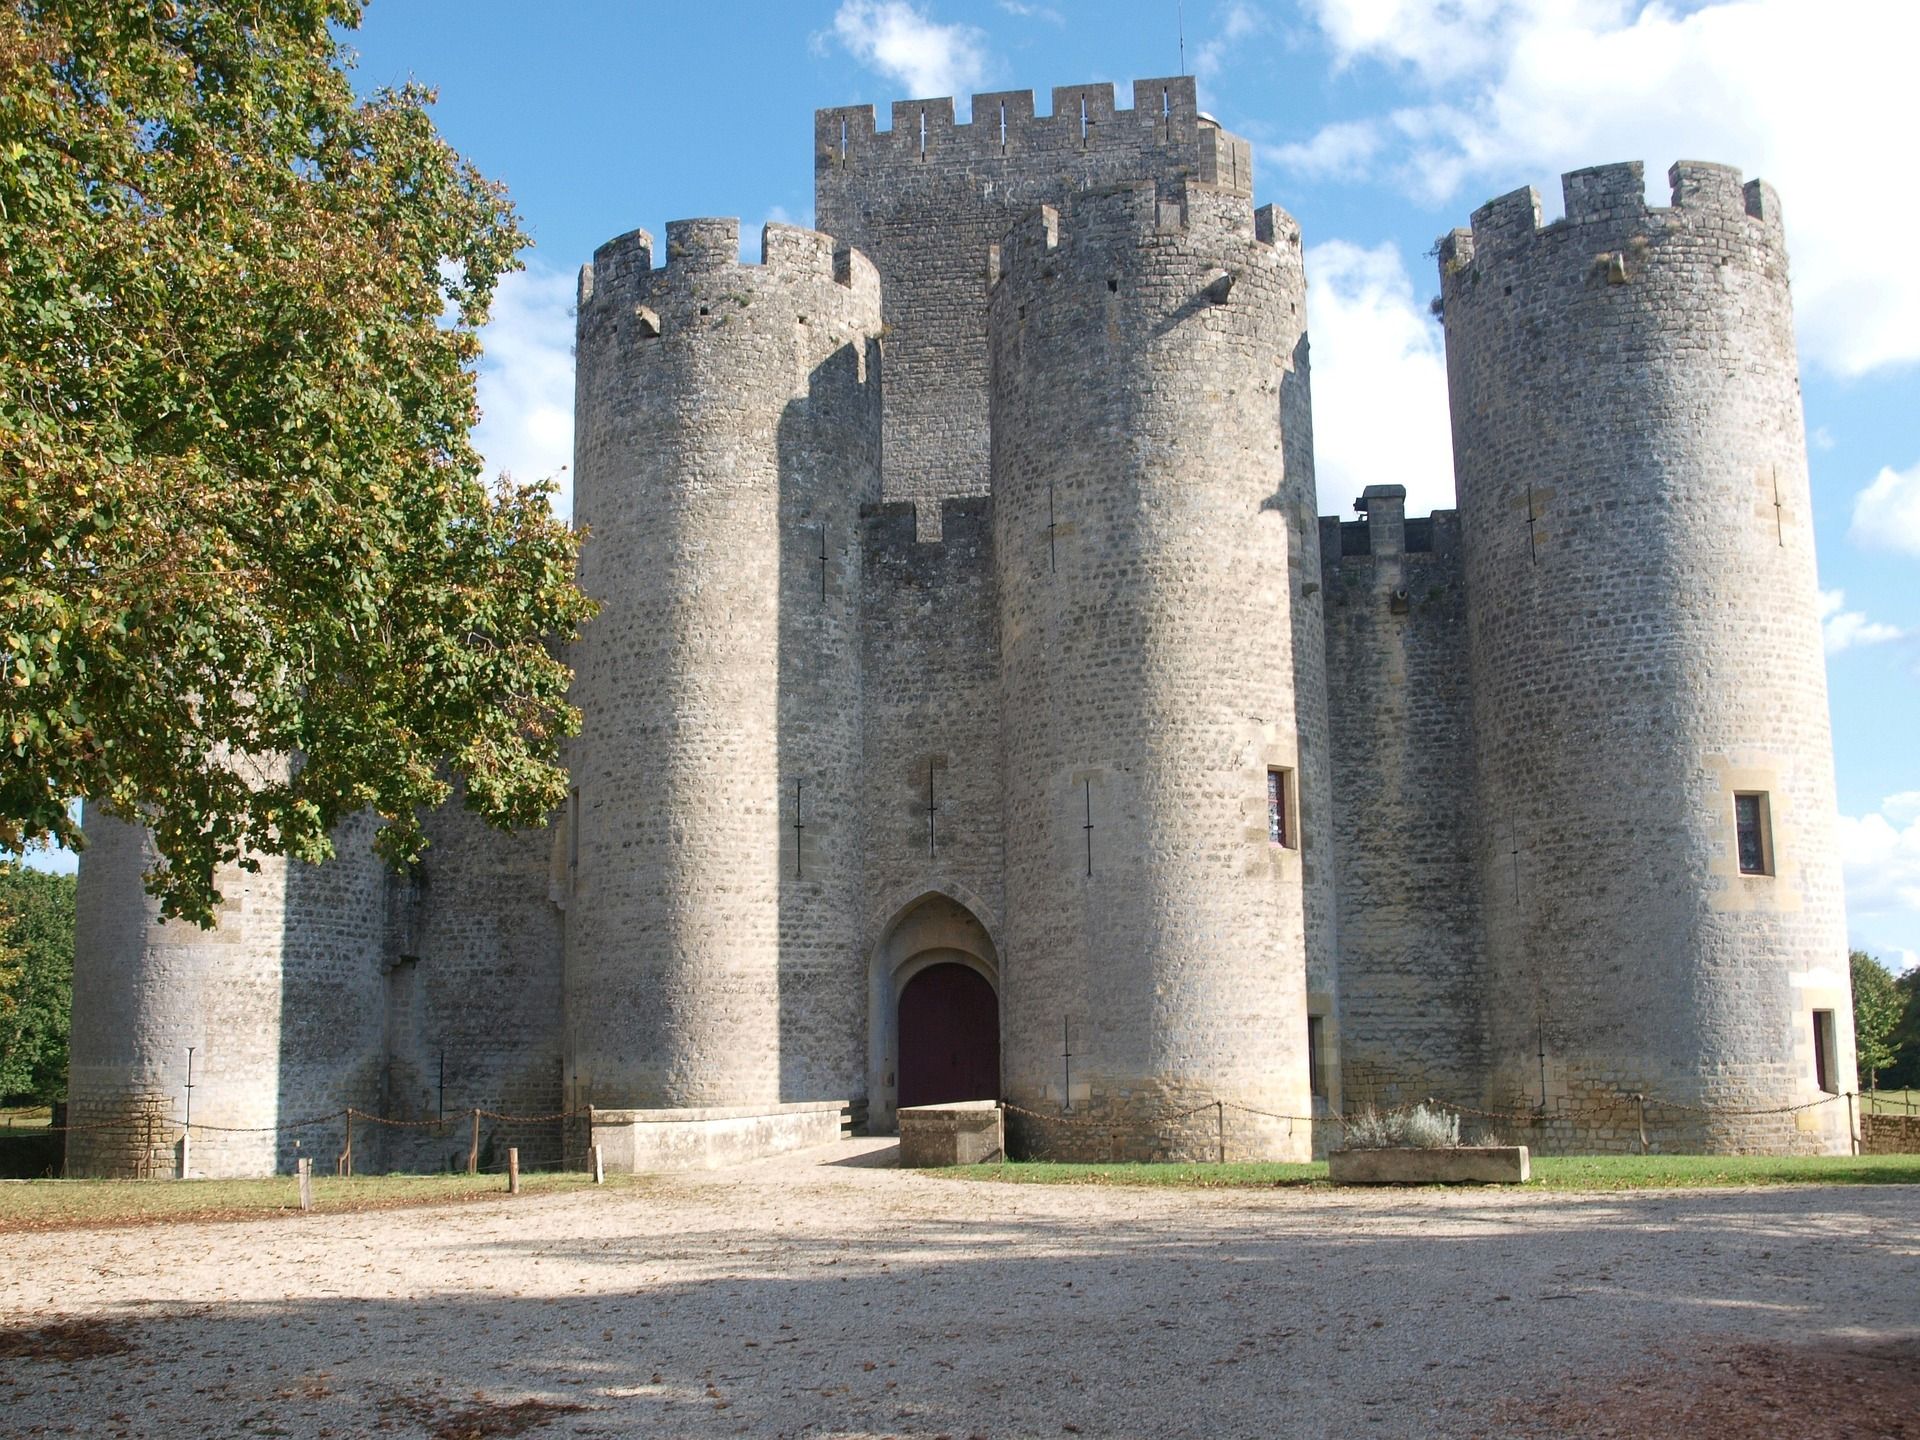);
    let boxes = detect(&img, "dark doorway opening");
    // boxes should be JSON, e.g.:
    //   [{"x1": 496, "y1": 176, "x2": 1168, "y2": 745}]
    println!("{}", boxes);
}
[{"x1": 897, "y1": 963, "x2": 1000, "y2": 1109}]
